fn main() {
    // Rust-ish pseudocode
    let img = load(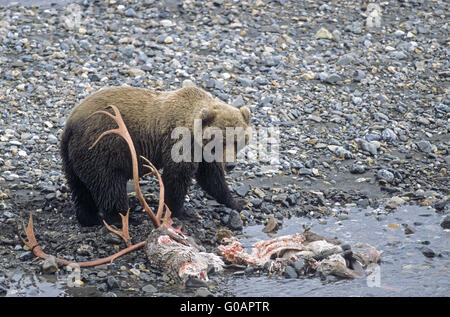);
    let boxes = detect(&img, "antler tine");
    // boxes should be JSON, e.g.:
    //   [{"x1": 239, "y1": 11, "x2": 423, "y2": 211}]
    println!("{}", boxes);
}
[
  {"x1": 161, "y1": 204, "x2": 183, "y2": 233},
  {"x1": 16, "y1": 212, "x2": 72, "y2": 266},
  {"x1": 17, "y1": 212, "x2": 38, "y2": 251},
  {"x1": 141, "y1": 156, "x2": 182, "y2": 232},
  {"x1": 88, "y1": 129, "x2": 120, "y2": 150},
  {"x1": 89, "y1": 105, "x2": 161, "y2": 228},
  {"x1": 103, "y1": 209, "x2": 132, "y2": 247},
  {"x1": 17, "y1": 211, "x2": 146, "y2": 267},
  {"x1": 140, "y1": 156, "x2": 165, "y2": 220},
  {"x1": 87, "y1": 109, "x2": 117, "y2": 121}
]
